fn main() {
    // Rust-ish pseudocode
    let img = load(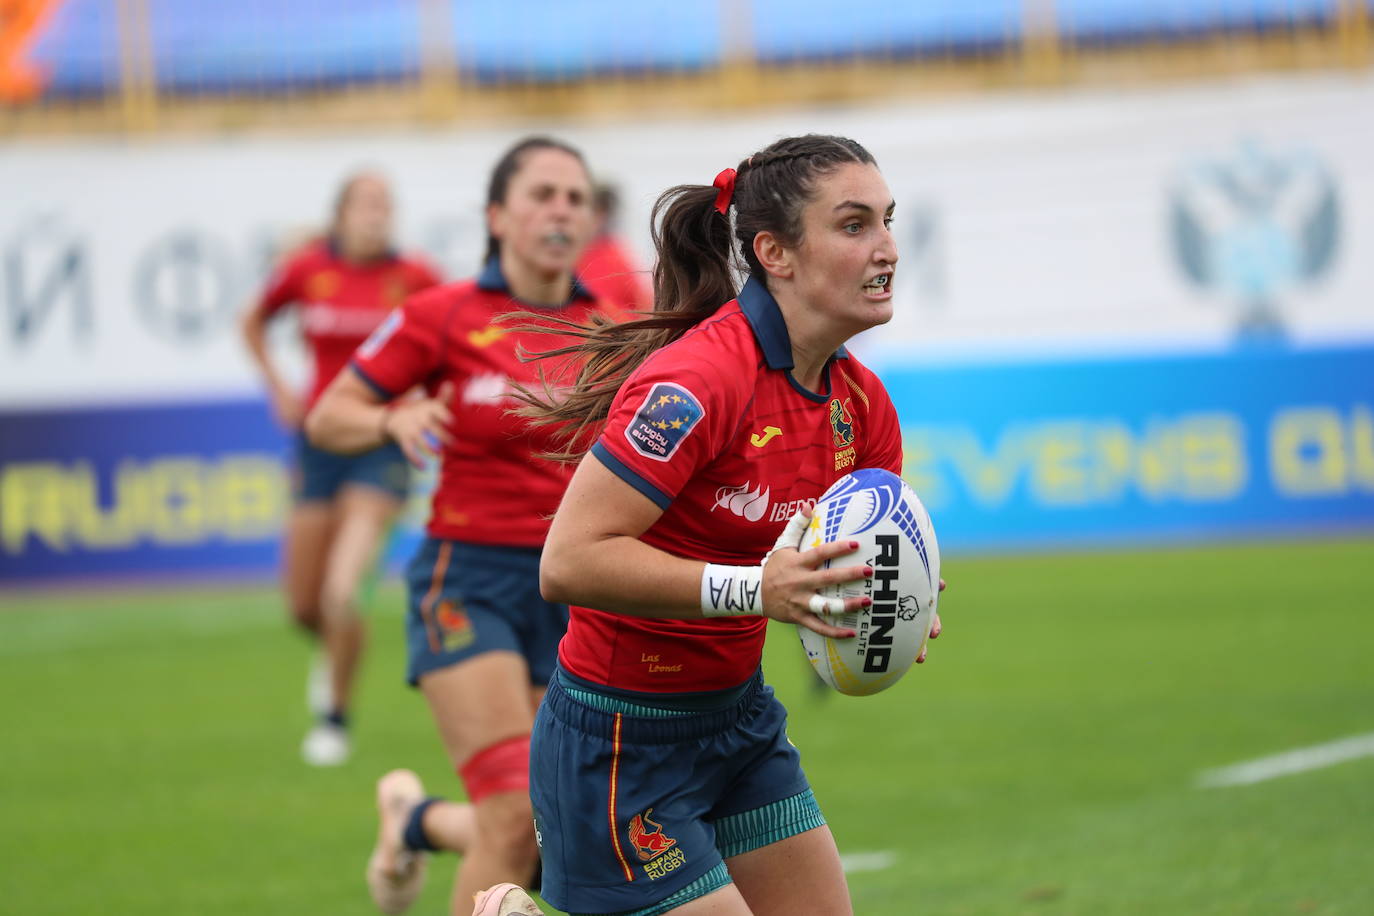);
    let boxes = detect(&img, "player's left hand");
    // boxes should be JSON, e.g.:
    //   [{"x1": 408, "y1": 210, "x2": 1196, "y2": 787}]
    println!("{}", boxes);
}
[{"x1": 761, "y1": 508, "x2": 869, "y2": 639}]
